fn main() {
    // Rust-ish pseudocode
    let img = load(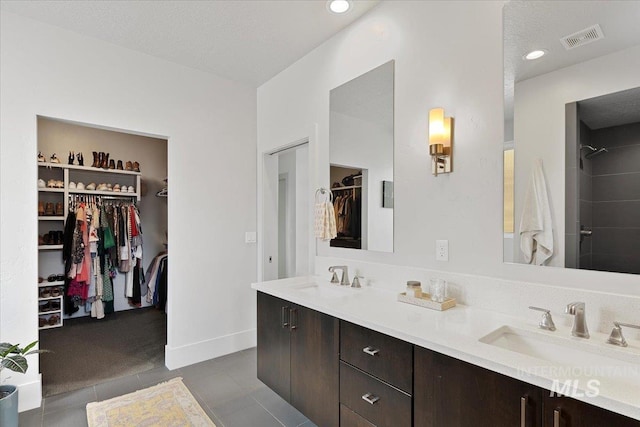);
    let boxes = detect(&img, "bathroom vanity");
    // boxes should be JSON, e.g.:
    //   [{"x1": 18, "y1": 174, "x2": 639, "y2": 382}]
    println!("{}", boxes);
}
[{"x1": 253, "y1": 277, "x2": 640, "y2": 427}]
